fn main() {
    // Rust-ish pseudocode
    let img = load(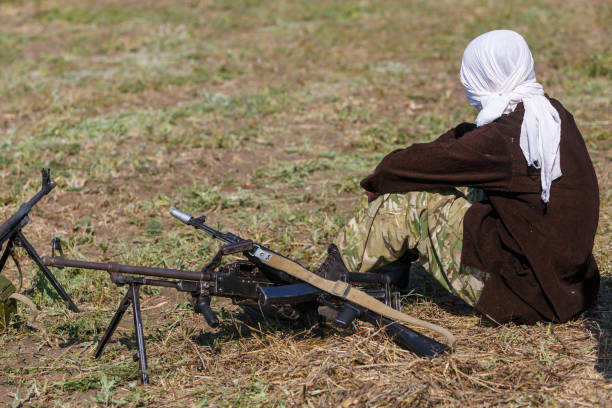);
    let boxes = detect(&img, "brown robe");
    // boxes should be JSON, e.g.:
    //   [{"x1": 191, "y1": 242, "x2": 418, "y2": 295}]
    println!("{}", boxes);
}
[{"x1": 361, "y1": 98, "x2": 600, "y2": 324}]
